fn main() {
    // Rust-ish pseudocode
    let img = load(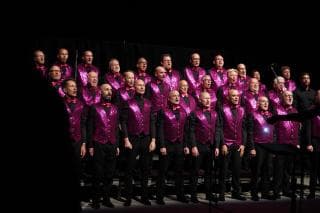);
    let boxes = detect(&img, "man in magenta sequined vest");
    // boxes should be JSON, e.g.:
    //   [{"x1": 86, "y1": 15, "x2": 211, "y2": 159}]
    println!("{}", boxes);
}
[
  {"x1": 53, "y1": 48, "x2": 74, "y2": 81},
  {"x1": 161, "y1": 53, "x2": 181, "y2": 91},
  {"x1": 33, "y1": 49, "x2": 47, "y2": 78},
  {"x1": 241, "y1": 78, "x2": 264, "y2": 113},
  {"x1": 79, "y1": 71, "x2": 101, "y2": 106},
  {"x1": 218, "y1": 89, "x2": 247, "y2": 201},
  {"x1": 145, "y1": 66, "x2": 170, "y2": 113},
  {"x1": 156, "y1": 90, "x2": 190, "y2": 205},
  {"x1": 48, "y1": 65, "x2": 65, "y2": 98},
  {"x1": 189, "y1": 91, "x2": 219, "y2": 203},
  {"x1": 208, "y1": 54, "x2": 228, "y2": 92},
  {"x1": 273, "y1": 90, "x2": 300, "y2": 199},
  {"x1": 77, "y1": 50, "x2": 99, "y2": 88},
  {"x1": 104, "y1": 58, "x2": 124, "y2": 93},
  {"x1": 62, "y1": 79, "x2": 87, "y2": 160},
  {"x1": 135, "y1": 57, "x2": 152, "y2": 85},
  {"x1": 114, "y1": 70, "x2": 135, "y2": 108},
  {"x1": 183, "y1": 52, "x2": 206, "y2": 94},
  {"x1": 179, "y1": 80, "x2": 196, "y2": 116},
  {"x1": 88, "y1": 83, "x2": 119, "y2": 209},
  {"x1": 120, "y1": 79, "x2": 156, "y2": 206},
  {"x1": 247, "y1": 96, "x2": 275, "y2": 201}
]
